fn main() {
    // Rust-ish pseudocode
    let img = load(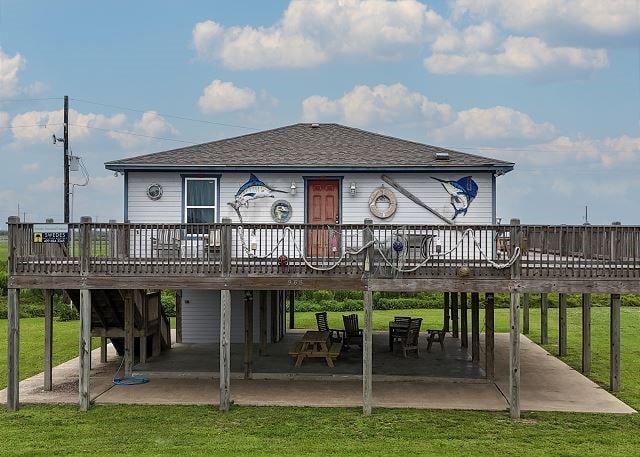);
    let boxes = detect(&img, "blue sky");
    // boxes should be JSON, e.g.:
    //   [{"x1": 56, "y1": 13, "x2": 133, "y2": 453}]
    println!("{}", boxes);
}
[{"x1": 1, "y1": 0, "x2": 638, "y2": 224}]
